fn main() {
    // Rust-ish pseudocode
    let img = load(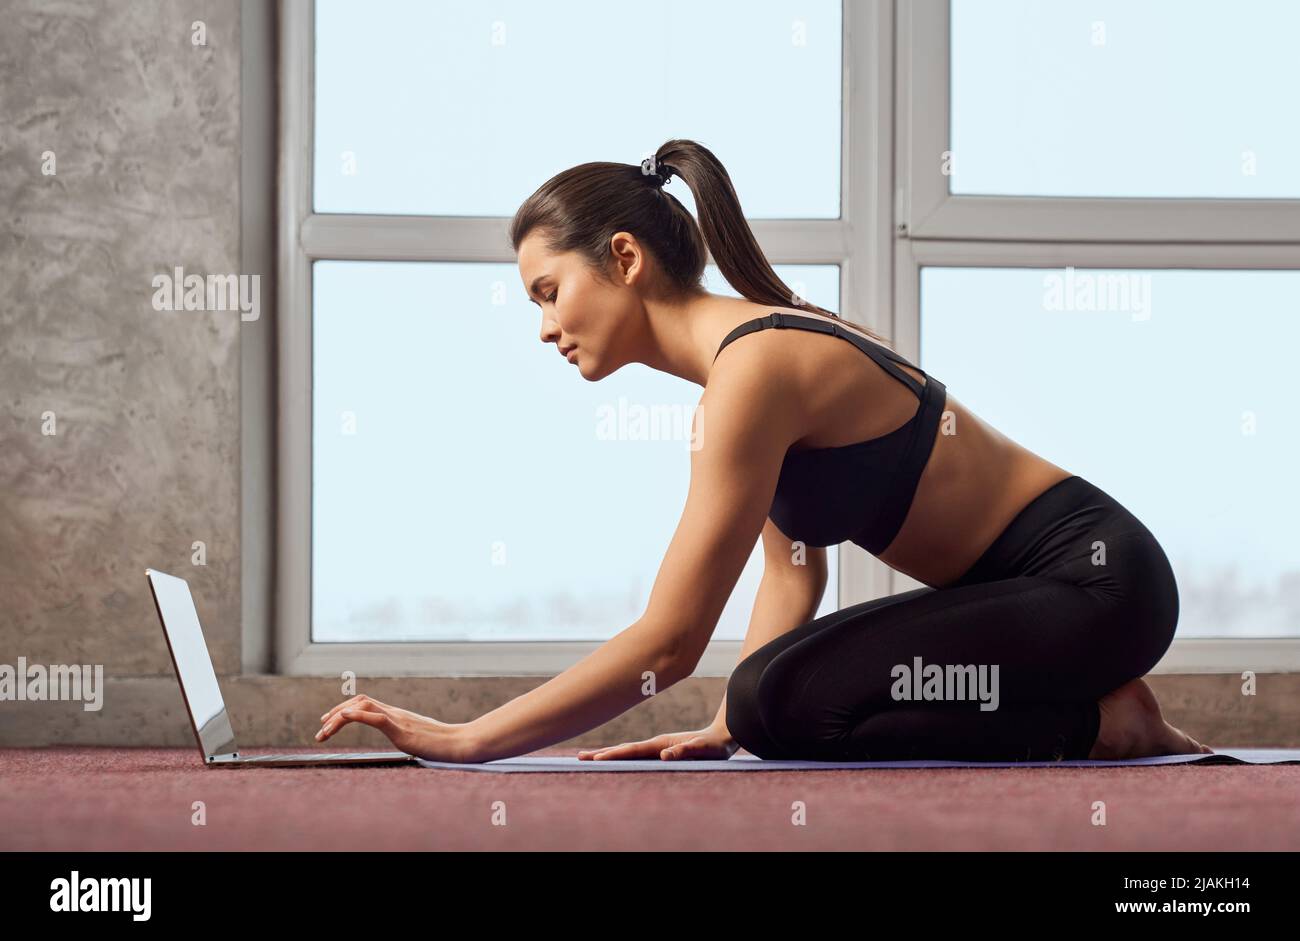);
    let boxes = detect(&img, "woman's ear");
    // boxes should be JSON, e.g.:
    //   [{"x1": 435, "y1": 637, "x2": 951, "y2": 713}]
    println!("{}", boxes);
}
[{"x1": 608, "y1": 231, "x2": 645, "y2": 285}]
